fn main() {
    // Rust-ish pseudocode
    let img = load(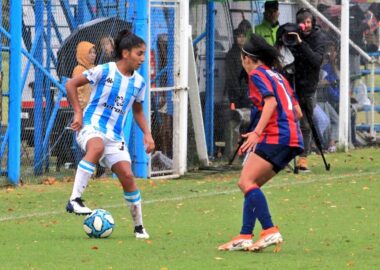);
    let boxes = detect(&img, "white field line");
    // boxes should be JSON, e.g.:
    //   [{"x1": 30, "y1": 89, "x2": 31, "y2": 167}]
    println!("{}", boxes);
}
[{"x1": 0, "y1": 170, "x2": 378, "y2": 222}]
